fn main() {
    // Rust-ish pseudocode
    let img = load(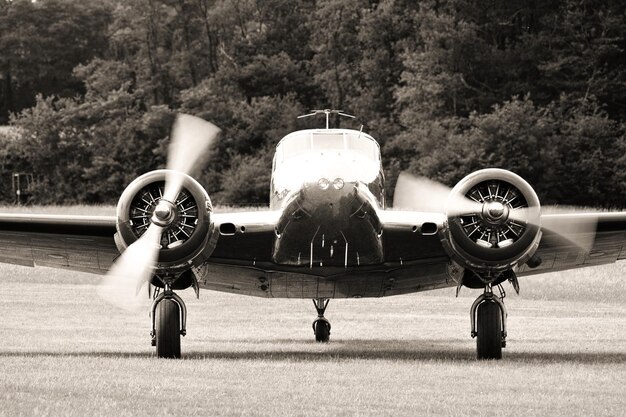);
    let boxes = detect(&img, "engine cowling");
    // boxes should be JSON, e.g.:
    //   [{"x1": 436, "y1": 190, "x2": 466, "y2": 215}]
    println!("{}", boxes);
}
[
  {"x1": 440, "y1": 168, "x2": 542, "y2": 274},
  {"x1": 114, "y1": 169, "x2": 217, "y2": 276}
]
